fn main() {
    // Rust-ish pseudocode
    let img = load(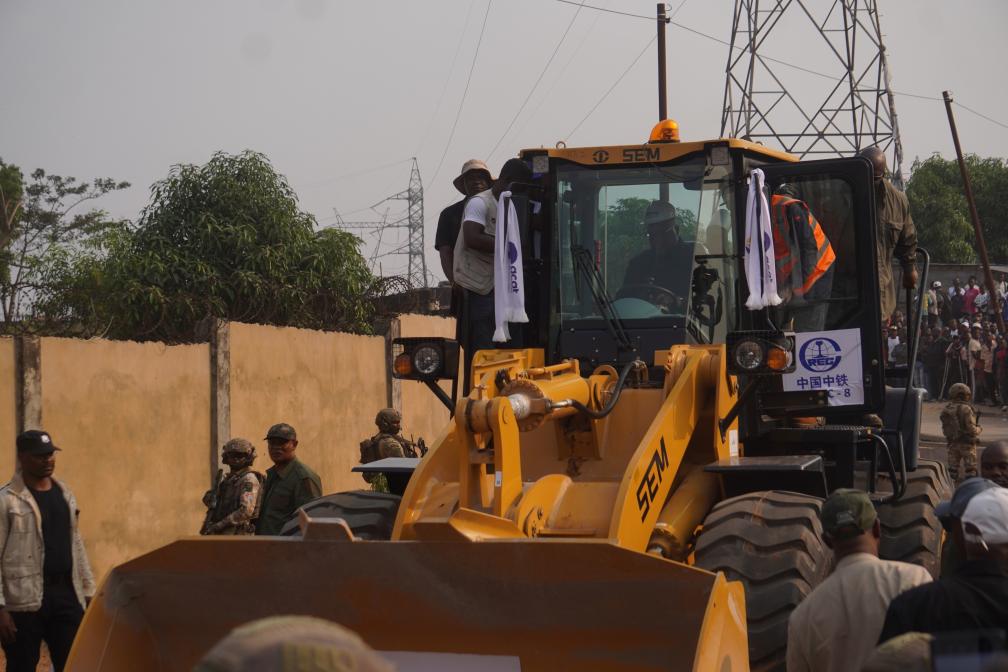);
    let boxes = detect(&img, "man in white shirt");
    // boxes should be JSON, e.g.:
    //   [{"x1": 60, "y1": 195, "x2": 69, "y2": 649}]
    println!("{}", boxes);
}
[
  {"x1": 453, "y1": 158, "x2": 532, "y2": 391},
  {"x1": 786, "y1": 489, "x2": 932, "y2": 672}
]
